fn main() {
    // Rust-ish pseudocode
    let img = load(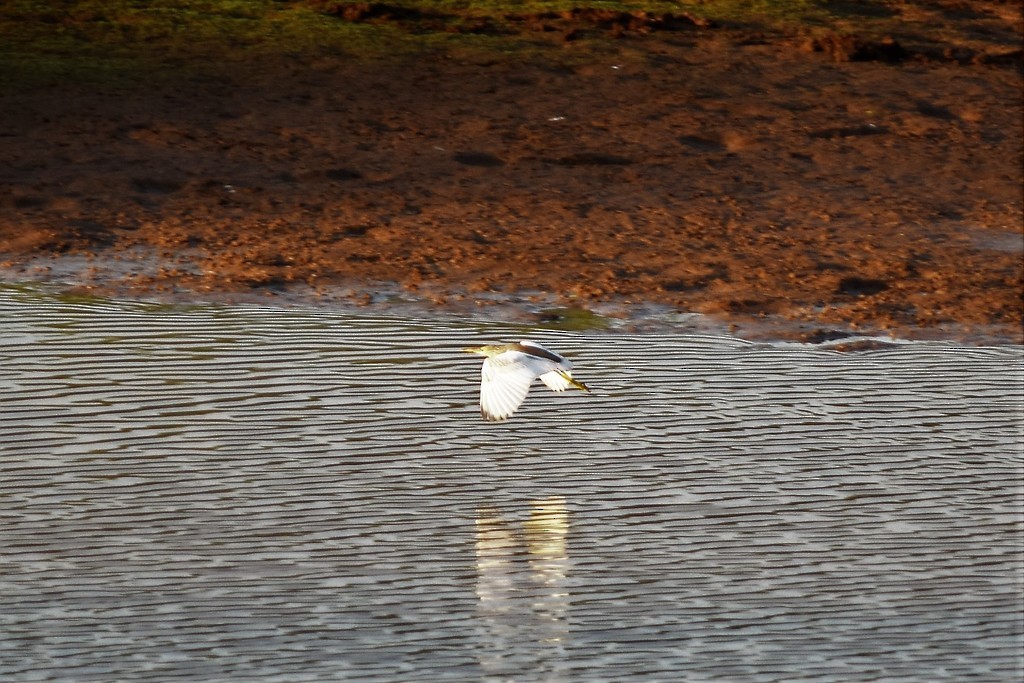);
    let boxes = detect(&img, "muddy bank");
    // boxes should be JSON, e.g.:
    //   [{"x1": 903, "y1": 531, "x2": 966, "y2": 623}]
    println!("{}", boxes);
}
[{"x1": 1, "y1": 14, "x2": 1021, "y2": 343}]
